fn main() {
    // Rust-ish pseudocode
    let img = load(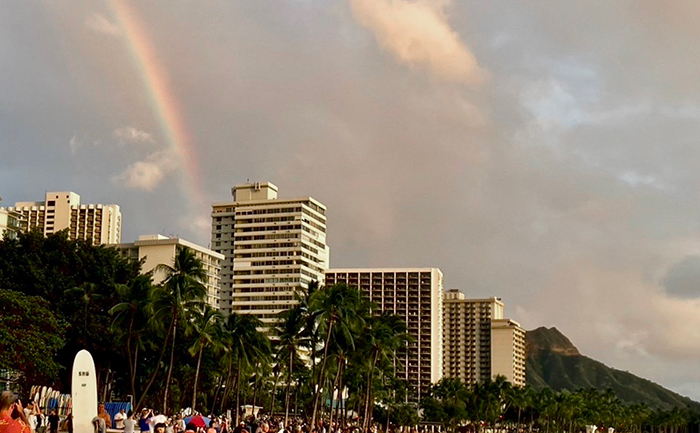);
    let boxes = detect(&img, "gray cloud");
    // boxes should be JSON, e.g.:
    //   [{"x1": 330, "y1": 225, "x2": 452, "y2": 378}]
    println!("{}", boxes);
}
[
  {"x1": 85, "y1": 13, "x2": 121, "y2": 36},
  {"x1": 662, "y1": 256, "x2": 700, "y2": 299}
]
